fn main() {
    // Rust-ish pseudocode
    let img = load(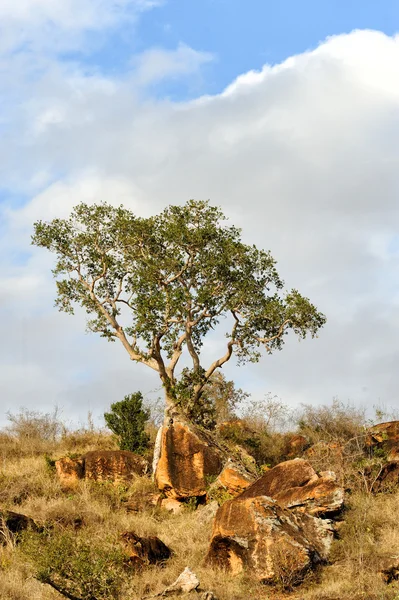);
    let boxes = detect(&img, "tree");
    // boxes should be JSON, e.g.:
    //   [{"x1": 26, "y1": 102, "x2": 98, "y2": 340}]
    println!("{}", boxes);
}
[
  {"x1": 104, "y1": 392, "x2": 150, "y2": 453},
  {"x1": 178, "y1": 370, "x2": 248, "y2": 429},
  {"x1": 32, "y1": 200, "x2": 326, "y2": 422}
]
